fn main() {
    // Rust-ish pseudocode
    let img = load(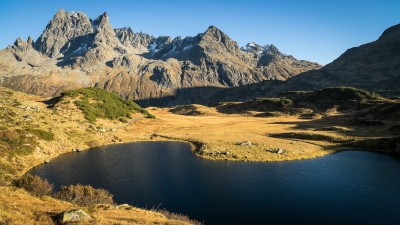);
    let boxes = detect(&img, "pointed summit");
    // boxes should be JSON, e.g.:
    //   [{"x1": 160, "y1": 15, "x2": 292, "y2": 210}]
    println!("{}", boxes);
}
[
  {"x1": 27, "y1": 36, "x2": 33, "y2": 46},
  {"x1": 11, "y1": 37, "x2": 32, "y2": 52},
  {"x1": 199, "y1": 25, "x2": 243, "y2": 56},
  {"x1": 203, "y1": 25, "x2": 224, "y2": 38},
  {"x1": 54, "y1": 8, "x2": 66, "y2": 17},
  {"x1": 92, "y1": 12, "x2": 111, "y2": 31},
  {"x1": 265, "y1": 44, "x2": 281, "y2": 55},
  {"x1": 34, "y1": 9, "x2": 93, "y2": 57},
  {"x1": 13, "y1": 37, "x2": 24, "y2": 47}
]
